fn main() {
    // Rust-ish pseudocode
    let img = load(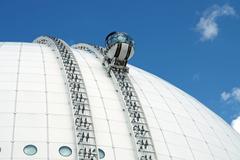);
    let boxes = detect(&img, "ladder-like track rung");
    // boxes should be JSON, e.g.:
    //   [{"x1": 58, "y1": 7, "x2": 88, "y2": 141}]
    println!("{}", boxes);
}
[
  {"x1": 109, "y1": 68, "x2": 157, "y2": 160},
  {"x1": 39, "y1": 37, "x2": 99, "y2": 160}
]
